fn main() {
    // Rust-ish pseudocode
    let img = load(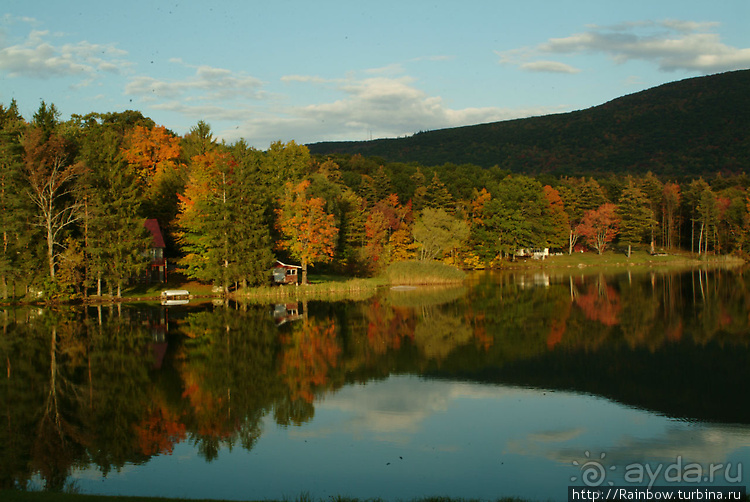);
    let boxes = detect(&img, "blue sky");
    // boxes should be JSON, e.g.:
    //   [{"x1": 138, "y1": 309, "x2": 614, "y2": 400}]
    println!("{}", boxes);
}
[{"x1": 2, "y1": 1, "x2": 749, "y2": 149}]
